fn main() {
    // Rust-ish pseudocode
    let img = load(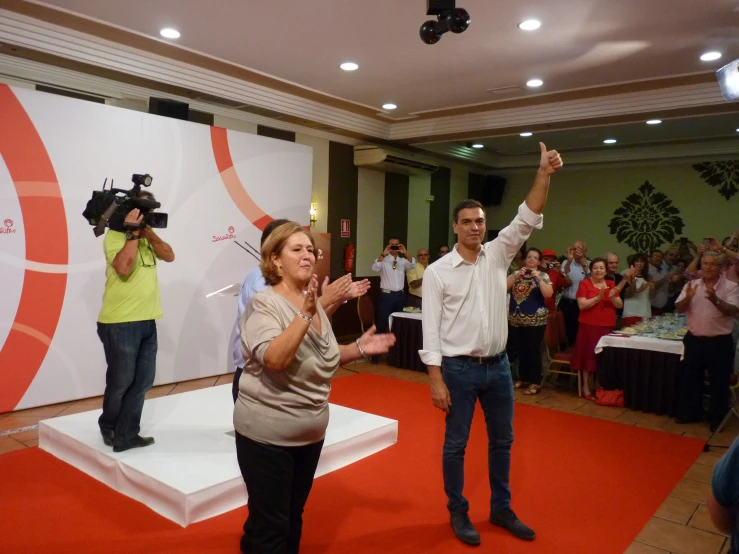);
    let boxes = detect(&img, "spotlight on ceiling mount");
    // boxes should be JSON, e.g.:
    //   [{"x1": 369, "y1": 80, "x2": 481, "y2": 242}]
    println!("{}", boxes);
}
[
  {"x1": 717, "y1": 58, "x2": 739, "y2": 102},
  {"x1": 420, "y1": 0, "x2": 471, "y2": 45}
]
